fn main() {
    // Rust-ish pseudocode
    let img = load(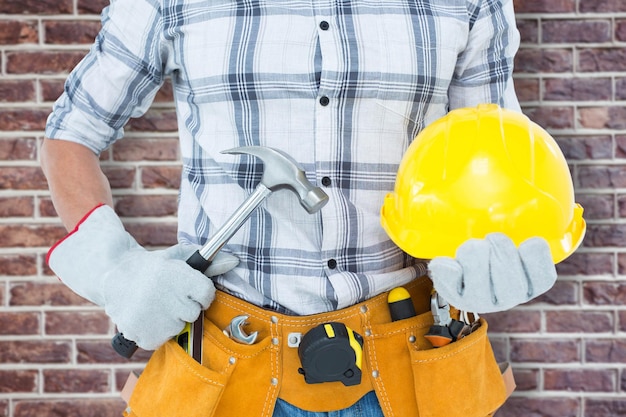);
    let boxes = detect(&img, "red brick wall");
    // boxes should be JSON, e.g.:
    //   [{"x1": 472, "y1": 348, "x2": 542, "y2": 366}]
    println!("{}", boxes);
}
[{"x1": 0, "y1": 0, "x2": 623, "y2": 416}]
